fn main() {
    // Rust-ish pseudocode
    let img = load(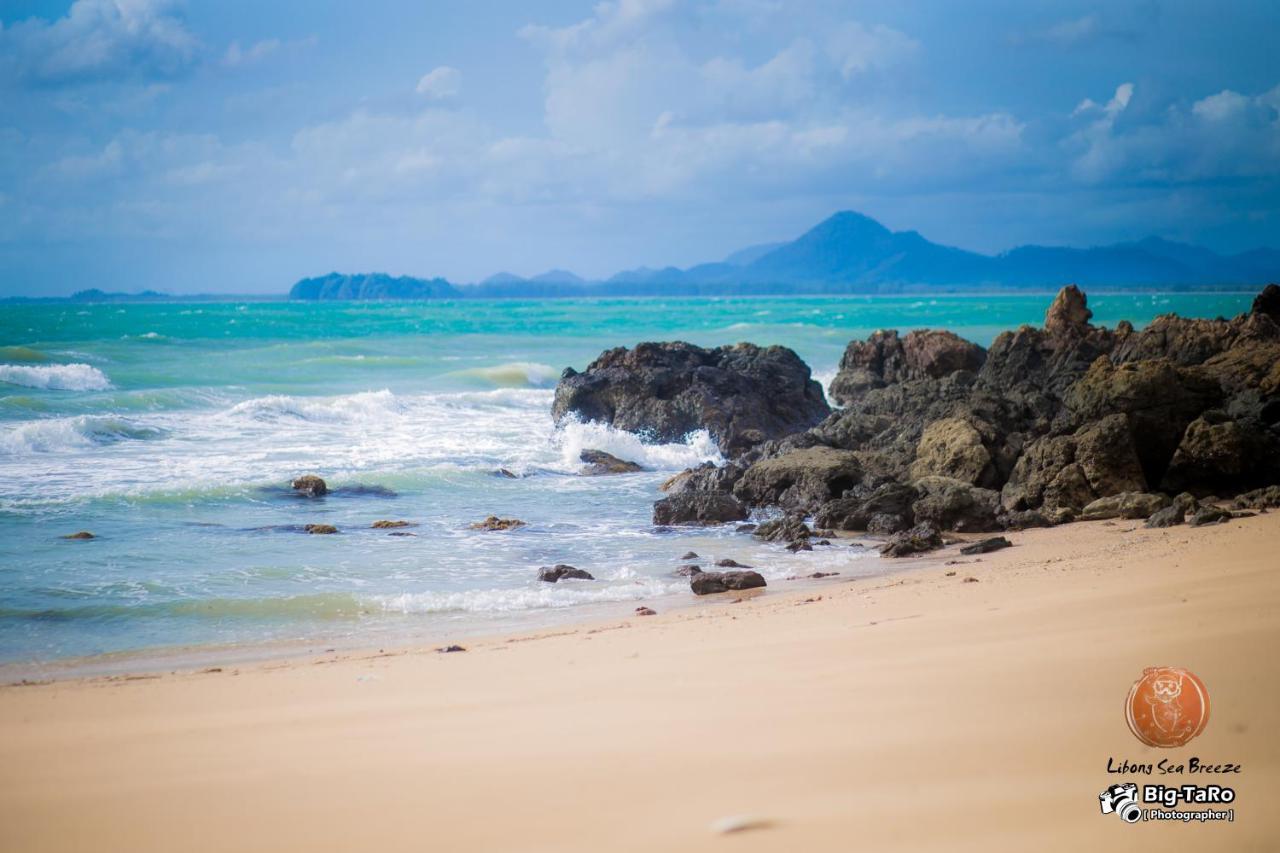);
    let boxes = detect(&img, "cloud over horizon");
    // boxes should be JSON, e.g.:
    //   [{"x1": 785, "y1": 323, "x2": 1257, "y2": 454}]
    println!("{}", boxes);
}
[{"x1": 0, "y1": 0, "x2": 1277, "y2": 294}]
